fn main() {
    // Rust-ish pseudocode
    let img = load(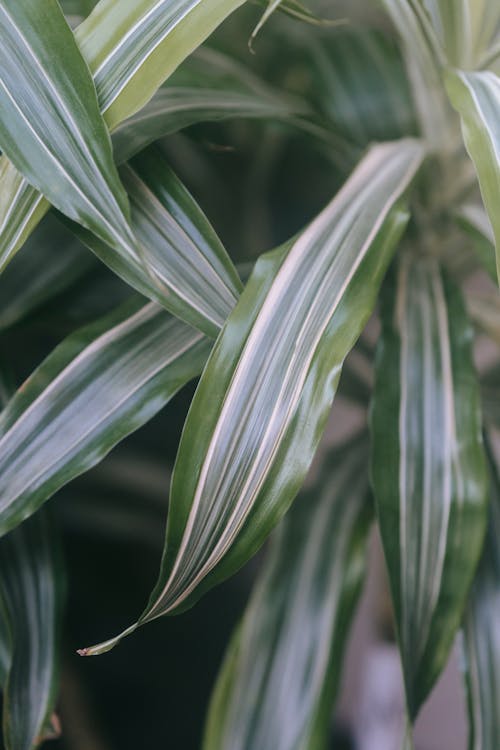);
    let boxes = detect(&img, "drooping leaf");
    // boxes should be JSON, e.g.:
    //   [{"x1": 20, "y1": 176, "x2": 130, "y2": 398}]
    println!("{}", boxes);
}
[
  {"x1": 445, "y1": 69, "x2": 500, "y2": 283},
  {"x1": 112, "y1": 46, "x2": 307, "y2": 163},
  {"x1": 0, "y1": 509, "x2": 65, "y2": 750},
  {"x1": 456, "y1": 203, "x2": 497, "y2": 281},
  {"x1": 82, "y1": 138, "x2": 424, "y2": 655},
  {"x1": 68, "y1": 145, "x2": 242, "y2": 338},
  {"x1": 0, "y1": 214, "x2": 95, "y2": 332},
  {"x1": 0, "y1": 299, "x2": 210, "y2": 536},
  {"x1": 0, "y1": 0, "x2": 247, "y2": 273},
  {"x1": 0, "y1": 0, "x2": 137, "y2": 258},
  {"x1": 203, "y1": 437, "x2": 371, "y2": 750},
  {"x1": 463, "y1": 437, "x2": 500, "y2": 750},
  {"x1": 371, "y1": 253, "x2": 488, "y2": 720}
]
